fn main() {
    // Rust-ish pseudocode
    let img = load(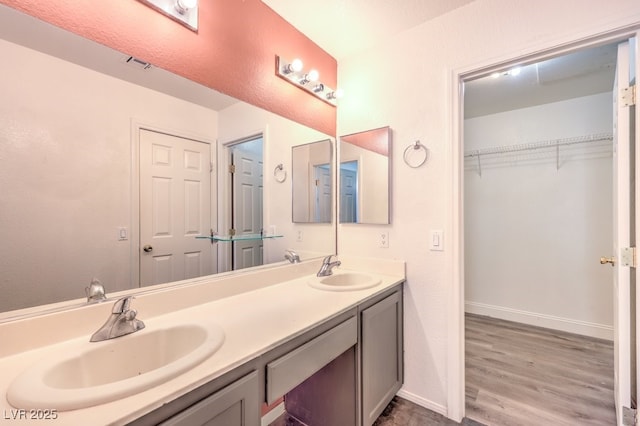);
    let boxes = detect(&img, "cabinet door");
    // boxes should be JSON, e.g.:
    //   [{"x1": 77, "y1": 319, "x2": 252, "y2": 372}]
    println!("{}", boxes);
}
[
  {"x1": 160, "y1": 371, "x2": 259, "y2": 426},
  {"x1": 361, "y1": 291, "x2": 403, "y2": 426}
]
